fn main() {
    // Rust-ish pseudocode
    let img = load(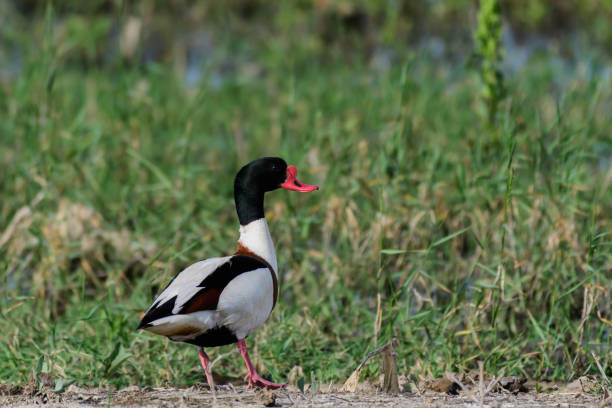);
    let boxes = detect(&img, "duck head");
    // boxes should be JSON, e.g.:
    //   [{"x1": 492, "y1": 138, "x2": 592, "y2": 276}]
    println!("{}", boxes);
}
[{"x1": 234, "y1": 157, "x2": 318, "y2": 224}]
